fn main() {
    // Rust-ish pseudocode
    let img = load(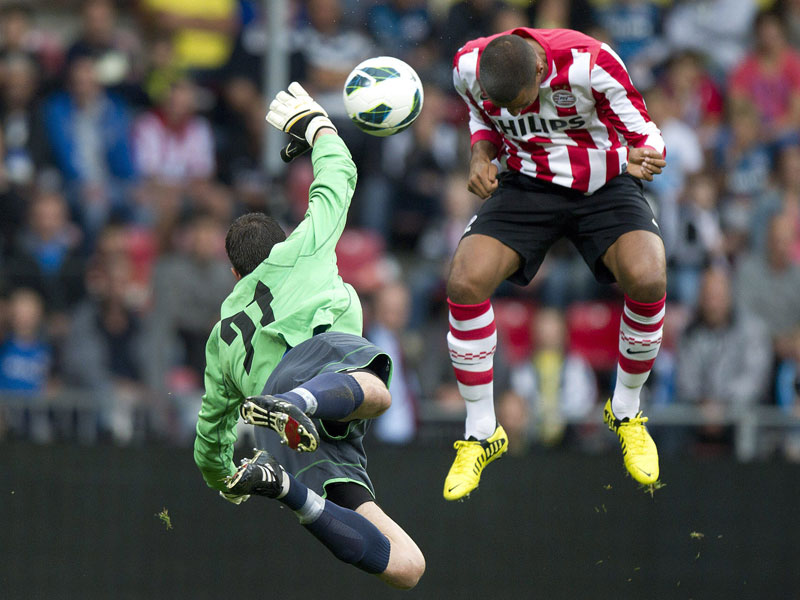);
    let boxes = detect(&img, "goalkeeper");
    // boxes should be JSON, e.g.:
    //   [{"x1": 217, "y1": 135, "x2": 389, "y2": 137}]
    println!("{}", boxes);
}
[{"x1": 194, "y1": 83, "x2": 425, "y2": 589}]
